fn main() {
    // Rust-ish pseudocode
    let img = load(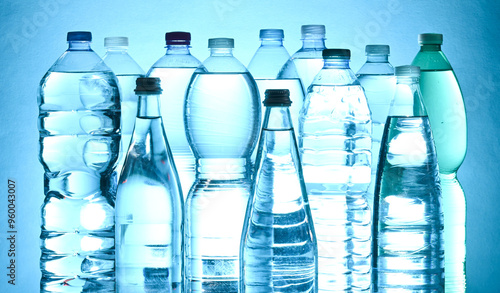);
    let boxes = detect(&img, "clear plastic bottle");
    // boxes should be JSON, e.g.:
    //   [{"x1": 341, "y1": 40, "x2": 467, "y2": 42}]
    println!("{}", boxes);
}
[
  {"x1": 299, "y1": 49, "x2": 372, "y2": 292},
  {"x1": 38, "y1": 31, "x2": 119, "y2": 292},
  {"x1": 102, "y1": 36, "x2": 145, "y2": 174},
  {"x1": 277, "y1": 25, "x2": 326, "y2": 93},
  {"x1": 147, "y1": 31, "x2": 202, "y2": 197},
  {"x1": 372, "y1": 65, "x2": 444, "y2": 292},
  {"x1": 412, "y1": 33, "x2": 467, "y2": 292},
  {"x1": 356, "y1": 45, "x2": 396, "y2": 212},
  {"x1": 184, "y1": 38, "x2": 261, "y2": 292},
  {"x1": 240, "y1": 89, "x2": 318, "y2": 293},
  {"x1": 115, "y1": 77, "x2": 184, "y2": 292},
  {"x1": 248, "y1": 29, "x2": 304, "y2": 130}
]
